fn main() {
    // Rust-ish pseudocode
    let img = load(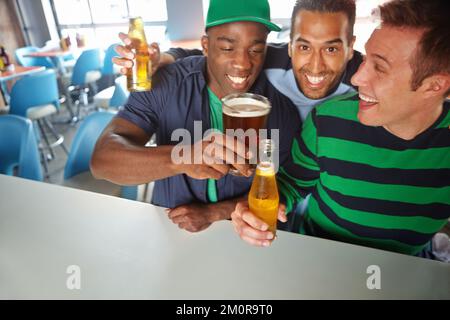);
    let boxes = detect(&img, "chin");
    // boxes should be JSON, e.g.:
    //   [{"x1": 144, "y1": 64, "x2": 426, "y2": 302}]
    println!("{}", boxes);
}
[
  {"x1": 302, "y1": 89, "x2": 328, "y2": 100},
  {"x1": 357, "y1": 111, "x2": 380, "y2": 127},
  {"x1": 299, "y1": 84, "x2": 330, "y2": 100}
]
